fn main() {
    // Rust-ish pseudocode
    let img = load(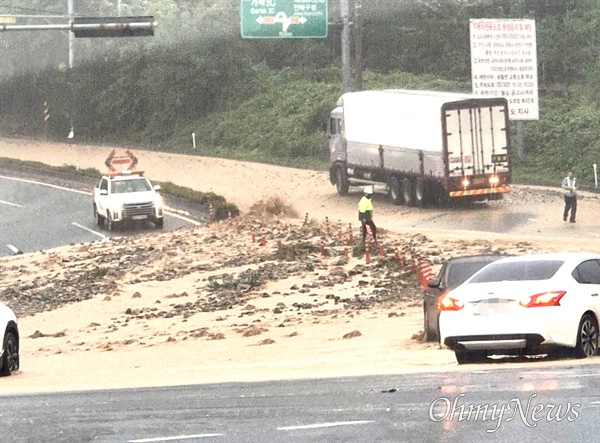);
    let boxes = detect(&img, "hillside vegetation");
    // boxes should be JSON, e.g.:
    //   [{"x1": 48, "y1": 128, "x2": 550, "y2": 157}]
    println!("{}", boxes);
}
[{"x1": 0, "y1": 0, "x2": 598, "y2": 188}]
